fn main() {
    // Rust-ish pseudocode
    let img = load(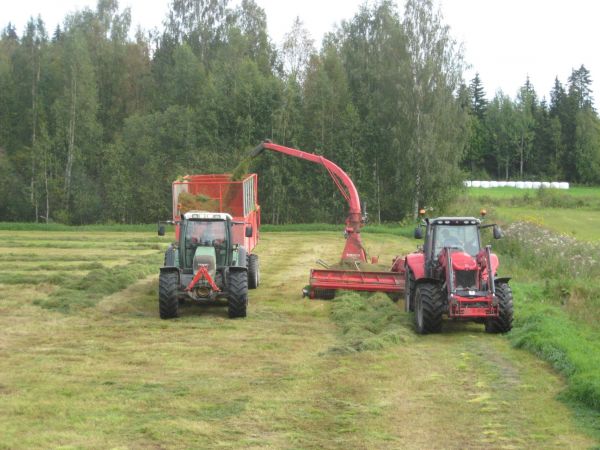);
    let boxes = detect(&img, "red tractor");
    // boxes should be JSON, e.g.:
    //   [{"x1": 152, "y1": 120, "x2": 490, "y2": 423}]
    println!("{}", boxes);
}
[{"x1": 393, "y1": 213, "x2": 513, "y2": 334}]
